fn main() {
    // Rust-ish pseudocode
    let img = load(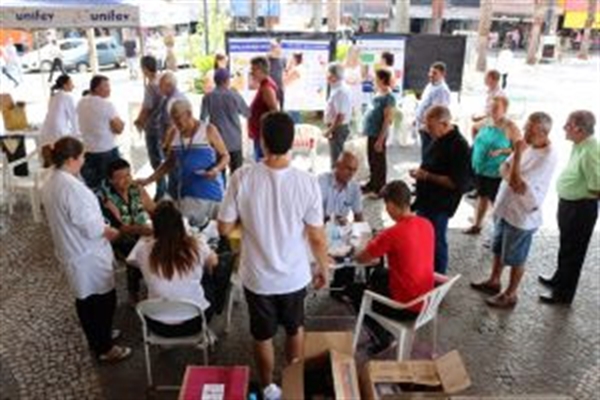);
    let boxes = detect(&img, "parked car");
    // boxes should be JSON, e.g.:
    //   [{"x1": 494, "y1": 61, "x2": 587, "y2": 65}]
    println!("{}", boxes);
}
[
  {"x1": 21, "y1": 37, "x2": 125, "y2": 73},
  {"x1": 64, "y1": 38, "x2": 125, "y2": 72},
  {"x1": 21, "y1": 38, "x2": 86, "y2": 72}
]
